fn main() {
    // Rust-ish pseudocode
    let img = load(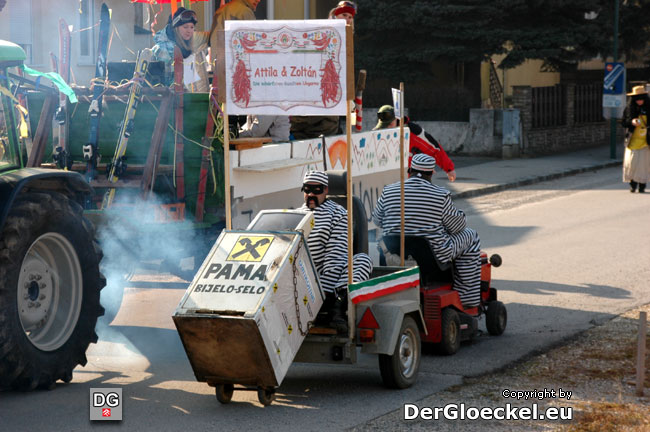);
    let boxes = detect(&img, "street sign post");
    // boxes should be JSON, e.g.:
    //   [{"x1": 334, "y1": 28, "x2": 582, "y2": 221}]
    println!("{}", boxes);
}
[
  {"x1": 602, "y1": 62, "x2": 626, "y2": 118},
  {"x1": 602, "y1": 61, "x2": 625, "y2": 160}
]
